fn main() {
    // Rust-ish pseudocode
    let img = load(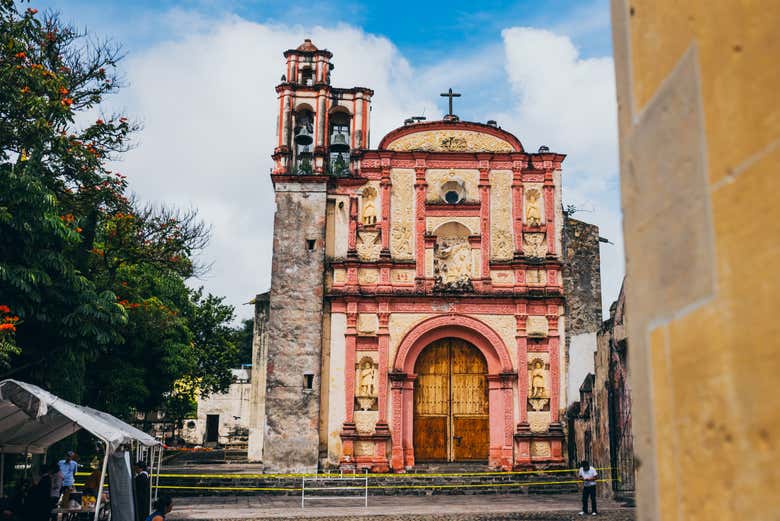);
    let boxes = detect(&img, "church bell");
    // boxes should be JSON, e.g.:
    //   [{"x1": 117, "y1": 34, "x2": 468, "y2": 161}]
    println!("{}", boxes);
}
[
  {"x1": 330, "y1": 131, "x2": 349, "y2": 152},
  {"x1": 294, "y1": 126, "x2": 314, "y2": 146}
]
